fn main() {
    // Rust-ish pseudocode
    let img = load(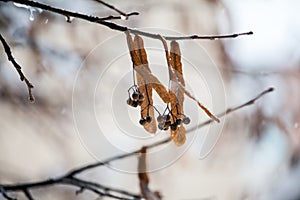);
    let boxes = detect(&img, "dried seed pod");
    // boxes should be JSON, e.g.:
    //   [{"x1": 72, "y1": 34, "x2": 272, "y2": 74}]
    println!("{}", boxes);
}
[
  {"x1": 165, "y1": 114, "x2": 170, "y2": 121},
  {"x1": 139, "y1": 118, "x2": 147, "y2": 125},
  {"x1": 158, "y1": 123, "x2": 165, "y2": 130},
  {"x1": 157, "y1": 115, "x2": 165, "y2": 123},
  {"x1": 132, "y1": 100, "x2": 138, "y2": 107},
  {"x1": 145, "y1": 116, "x2": 152, "y2": 123},
  {"x1": 164, "y1": 120, "x2": 171, "y2": 127},
  {"x1": 132, "y1": 91, "x2": 139, "y2": 100},
  {"x1": 182, "y1": 117, "x2": 191, "y2": 124},
  {"x1": 175, "y1": 118, "x2": 182, "y2": 125},
  {"x1": 127, "y1": 98, "x2": 133, "y2": 106},
  {"x1": 170, "y1": 123, "x2": 178, "y2": 131}
]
